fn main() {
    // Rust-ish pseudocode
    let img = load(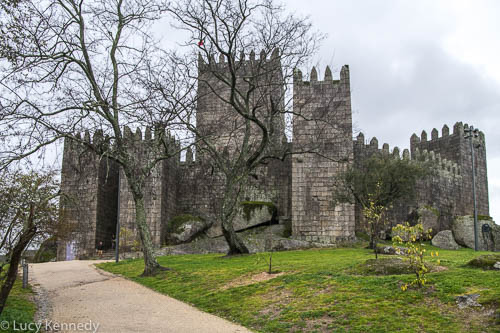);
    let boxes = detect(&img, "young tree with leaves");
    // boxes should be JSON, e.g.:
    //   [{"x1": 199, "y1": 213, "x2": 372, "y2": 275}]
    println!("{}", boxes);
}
[{"x1": 0, "y1": 170, "x2": 59, "y2": 315}]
